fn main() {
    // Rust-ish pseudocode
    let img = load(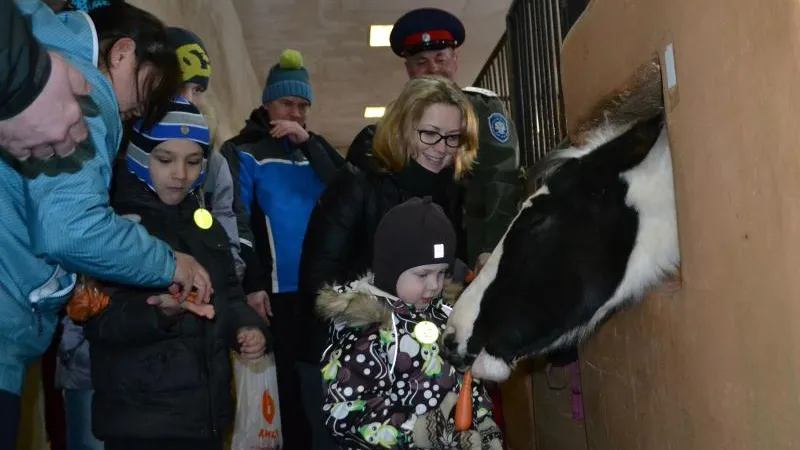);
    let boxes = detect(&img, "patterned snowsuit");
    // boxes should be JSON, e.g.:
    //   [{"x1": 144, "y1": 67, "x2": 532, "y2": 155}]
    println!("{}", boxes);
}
[{"x1": 317, "y1": 276, "x2": 503, "y2": 449}]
